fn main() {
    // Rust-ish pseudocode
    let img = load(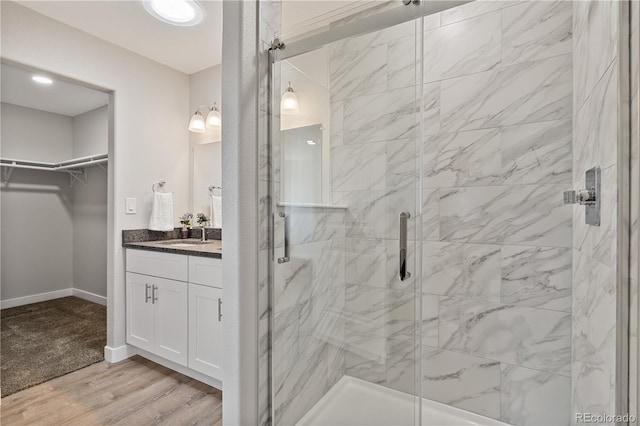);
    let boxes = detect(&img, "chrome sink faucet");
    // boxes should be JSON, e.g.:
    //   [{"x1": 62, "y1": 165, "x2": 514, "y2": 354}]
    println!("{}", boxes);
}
[{"x1": 201, "y1": 226, "x2": 206, "y2": 242}]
